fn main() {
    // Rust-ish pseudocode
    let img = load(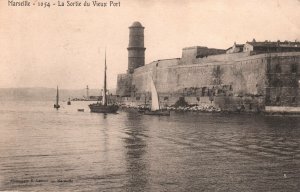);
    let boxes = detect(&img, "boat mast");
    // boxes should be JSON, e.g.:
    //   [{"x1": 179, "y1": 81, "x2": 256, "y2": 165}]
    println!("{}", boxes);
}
[
  {"x1": 56, "y1": 86, "x2": 59, "y2": 106},
  {"x1": 86, "y1": 85, "x2": 89, "y2": 99},
  {"x1": 103, "y1": 49, "x2": 107, "y2": 106}
]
